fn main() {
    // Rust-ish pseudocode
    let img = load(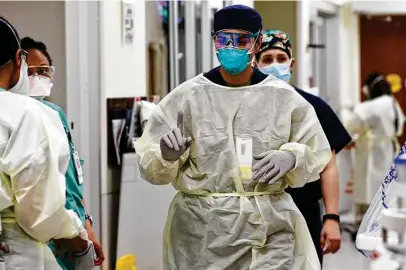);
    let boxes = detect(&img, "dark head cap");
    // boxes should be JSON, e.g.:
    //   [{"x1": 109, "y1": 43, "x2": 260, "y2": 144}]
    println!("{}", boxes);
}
[
  {"x1": 213, "y1": 5, "x2": 262, "y2": 34},
  {"x1": 364, "y1": 72, "x2": 391, "y2": 99},
  {"x1": 0, "y1": 17, "x2": 21, "y2": 68}
]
